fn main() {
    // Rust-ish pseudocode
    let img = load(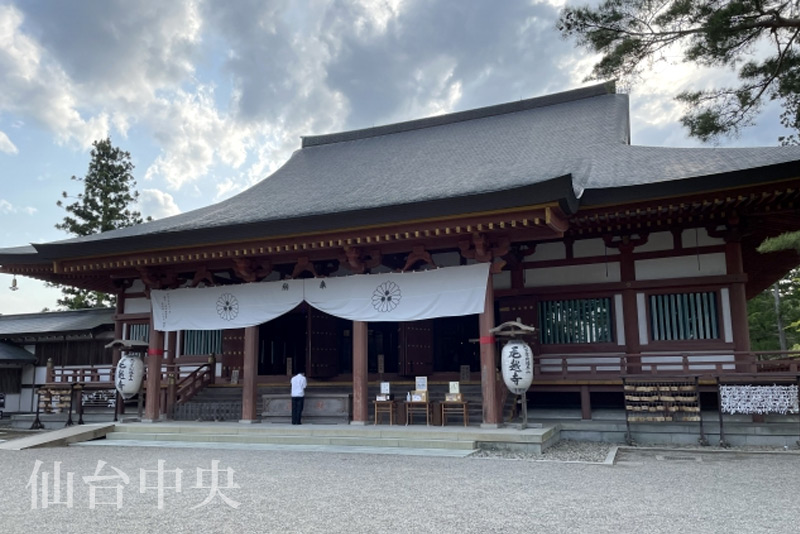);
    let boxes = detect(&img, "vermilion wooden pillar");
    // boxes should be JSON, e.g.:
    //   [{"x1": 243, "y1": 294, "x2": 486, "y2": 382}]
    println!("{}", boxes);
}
[
  {"x1": 112, "y1": 296, "x2": 124, "y2": 367},
  {"x1": 144, "y1": 317, "x2": 164, "y2": 422},
  {"x1": 352, "y1": 321, "x2": 368, "y2": 425},
  {"x1": 725, "y1": 238, "x2": 751, "y2": 361},
  {"x1": 479, "y1": 275, "x2": 500, "y2": 427},
  {"x1": 240, "y1": 325, "x2": 260, "y2": 423},
  {"x1": 619, "y1": 242, "x2": 642, "y2": 376},
  {"x1": 165, "y1": 331, "x2": 178, "y2": 419}
]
